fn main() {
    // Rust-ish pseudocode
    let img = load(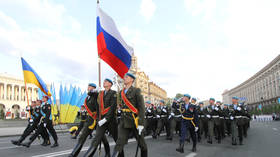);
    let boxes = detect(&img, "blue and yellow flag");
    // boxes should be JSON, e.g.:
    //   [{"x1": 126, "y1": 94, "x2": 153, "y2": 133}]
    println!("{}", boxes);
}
[{"x1": 21, "y1": 57, "x2": 51, "y2": 96}]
